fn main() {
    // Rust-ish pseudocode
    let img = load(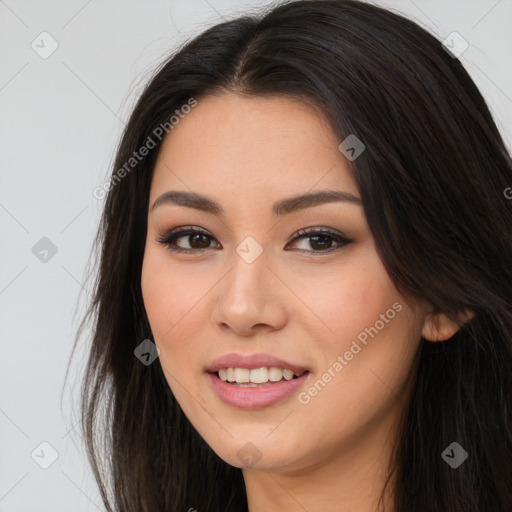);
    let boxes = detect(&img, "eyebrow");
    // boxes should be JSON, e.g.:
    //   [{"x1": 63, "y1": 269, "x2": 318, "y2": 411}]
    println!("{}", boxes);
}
[{"x1": 150, "y1": 189, "x2": 362, "y2": 216}]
